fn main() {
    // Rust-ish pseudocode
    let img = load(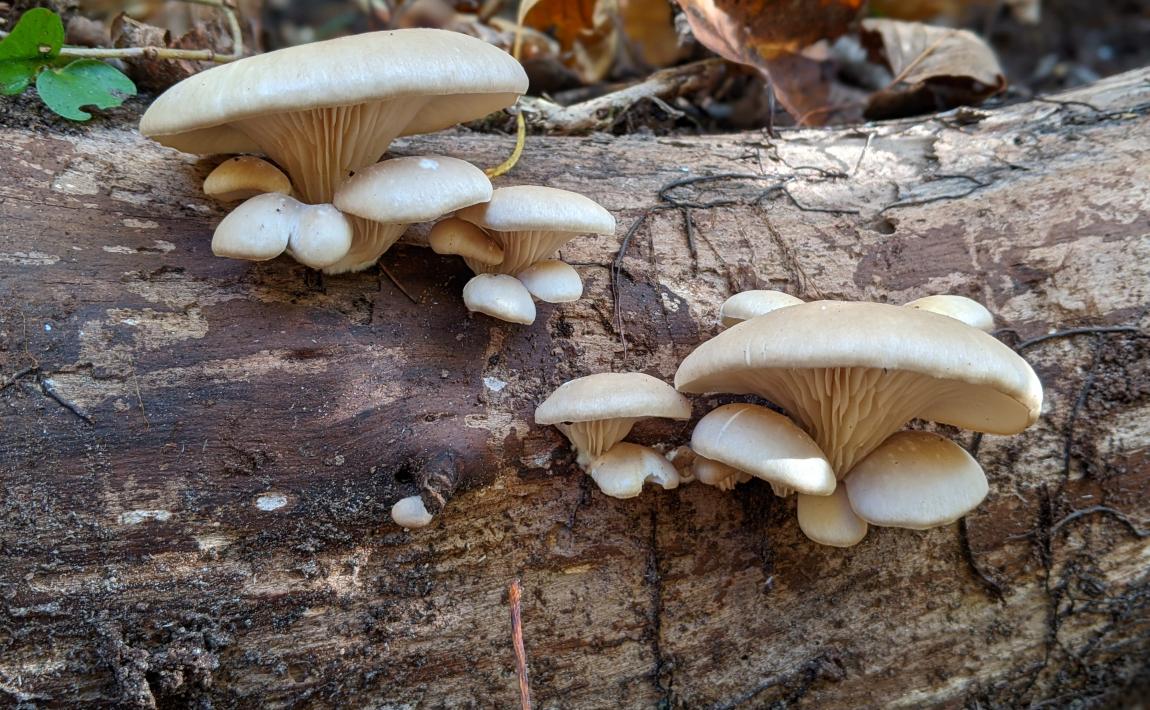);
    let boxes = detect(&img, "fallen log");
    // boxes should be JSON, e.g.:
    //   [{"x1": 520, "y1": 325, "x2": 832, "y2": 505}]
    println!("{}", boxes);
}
[{"x1": 0, "y1": 67, "x2": 1148, "y2": 707}]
